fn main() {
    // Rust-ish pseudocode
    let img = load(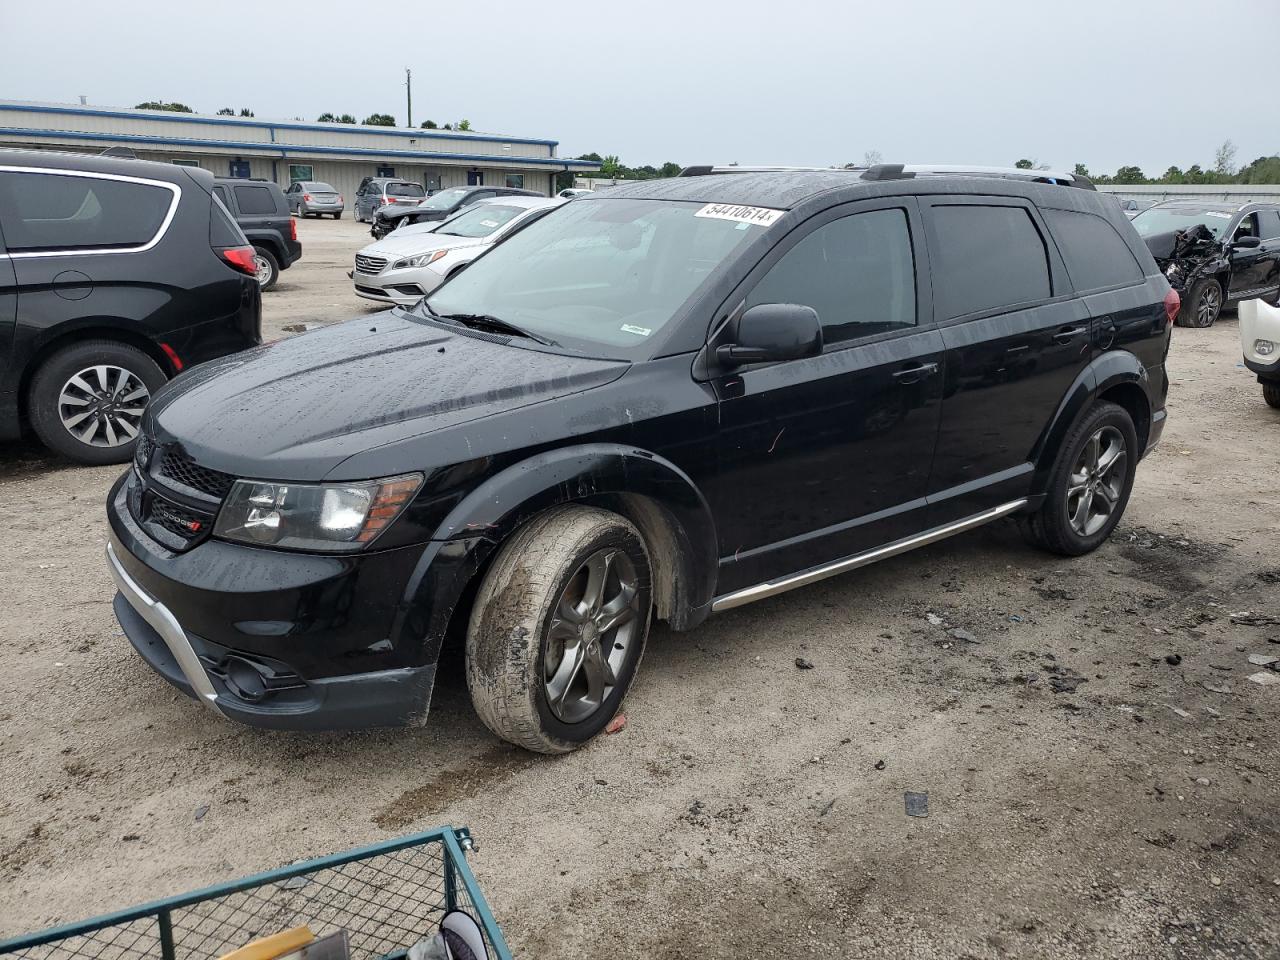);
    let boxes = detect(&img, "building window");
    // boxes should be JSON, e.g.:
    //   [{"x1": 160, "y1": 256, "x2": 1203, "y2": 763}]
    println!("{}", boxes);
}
[
  {"x1": 228, "y1": 160, "x2": 251, "y2": 179},
  {"x1": 505, "y1": 174, "x2": 525, "y2": 190},
  {"x1": 171, "y1": 158, "x2": 200, "y2": 168},
  {"x1": 288, "y1": 164, "x2": 314, "y2": 183},
  {"x1": 376, "y1": 165, "x2": 396, "y2": 178}
]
